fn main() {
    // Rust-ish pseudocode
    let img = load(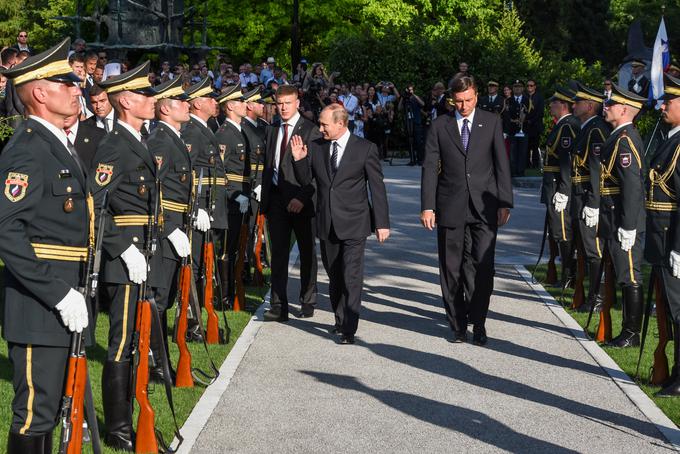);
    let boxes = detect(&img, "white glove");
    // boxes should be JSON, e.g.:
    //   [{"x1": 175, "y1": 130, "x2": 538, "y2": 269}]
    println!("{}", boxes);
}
[
  {"x1": 582, "y1": 206, "x2": 599, "y2": 228},
  {"x1": 671, "y1": 250, "x2": 680, "y2": 278},
  {"x1": 55, "y1": 288, "x2": 89, "y2": 333},
  {"x1": 552, "y1": 192, "x2": 568, "y2": 213},
  {"x1": 120, "y1": 244, "x2": 147, "y2": 284},
  {"x1": 194, "y1": 208, "x2": 211, "y2": 232},
  {"x1": 253, "y1": 185, "x2": 262, "y2": 202},
  {"x1": 167, "y1": 228, "x2": 190, "y2": 258},
  {"x1": 617, "y1": 227, "x2": 636, "y2": 252},
  {"x1": 236, "y1": 194, "x2": 249, "y2": 213}
]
